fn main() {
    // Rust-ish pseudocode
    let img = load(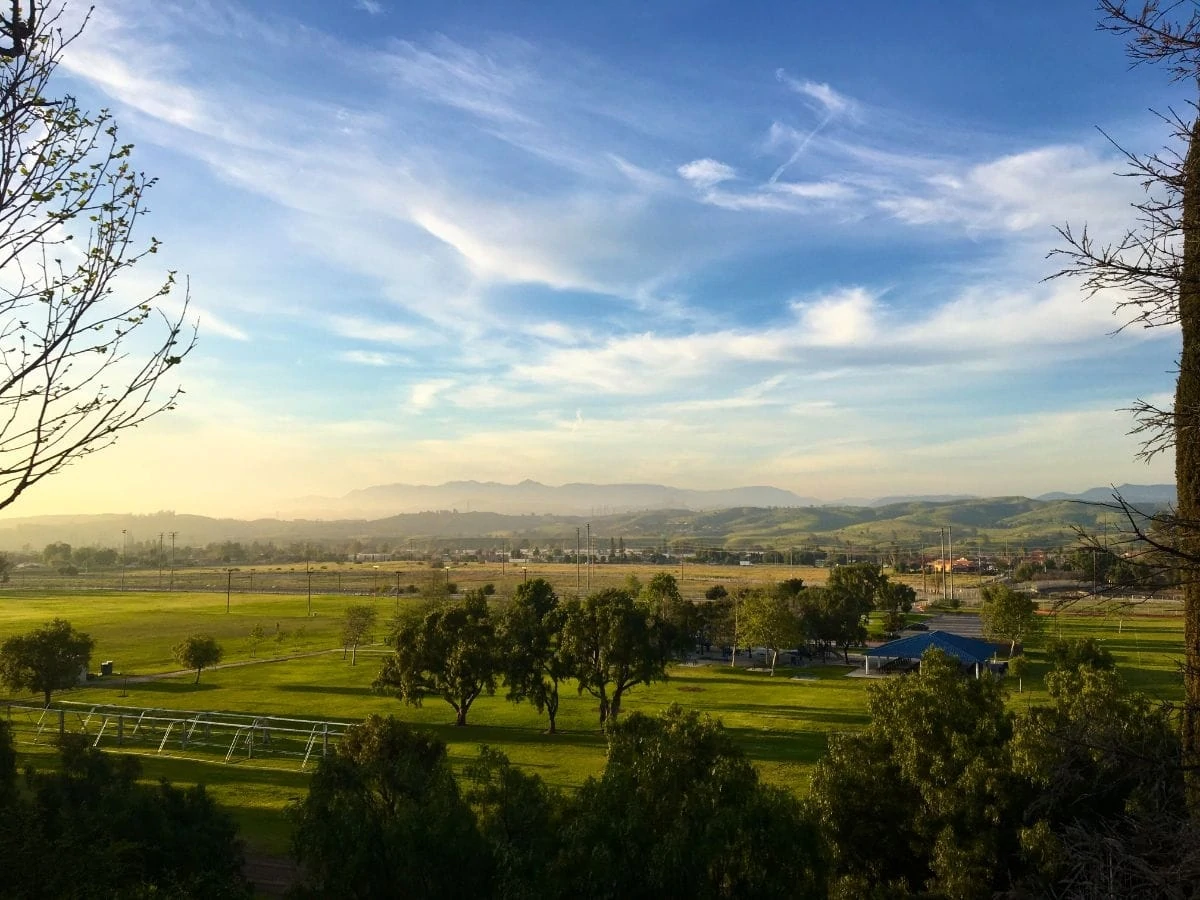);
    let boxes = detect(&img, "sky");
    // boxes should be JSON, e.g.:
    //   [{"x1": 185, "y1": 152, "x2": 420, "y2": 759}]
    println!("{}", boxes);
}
[{"x1": 4, "y1": 0, "x2": 1188, "y2": 518}]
